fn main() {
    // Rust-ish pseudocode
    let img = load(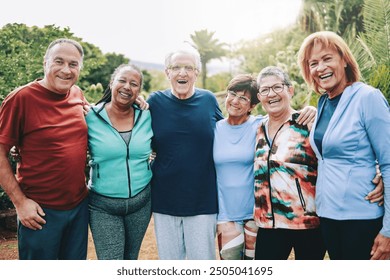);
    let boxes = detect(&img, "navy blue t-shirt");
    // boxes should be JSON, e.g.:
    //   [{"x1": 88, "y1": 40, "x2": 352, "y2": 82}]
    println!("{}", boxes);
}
[
  {"x1": 314, "y1": 93, "x2": 342, "y2": 155},
  {"x1": 148, "y1": 88, "x2": 224, "y2": 216}
]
